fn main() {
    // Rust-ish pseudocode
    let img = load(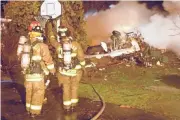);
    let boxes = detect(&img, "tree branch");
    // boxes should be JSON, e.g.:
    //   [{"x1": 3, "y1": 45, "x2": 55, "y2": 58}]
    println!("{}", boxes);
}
[
  {"x1": 170, "y1": 12, "x2": 180, "y2": 36},
  {"x1": 169, "y1": 32, "x2": 180, "y2": 36},
  {"x1": 172, "y1": 20, "x2": 180, "y2": 29}
]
